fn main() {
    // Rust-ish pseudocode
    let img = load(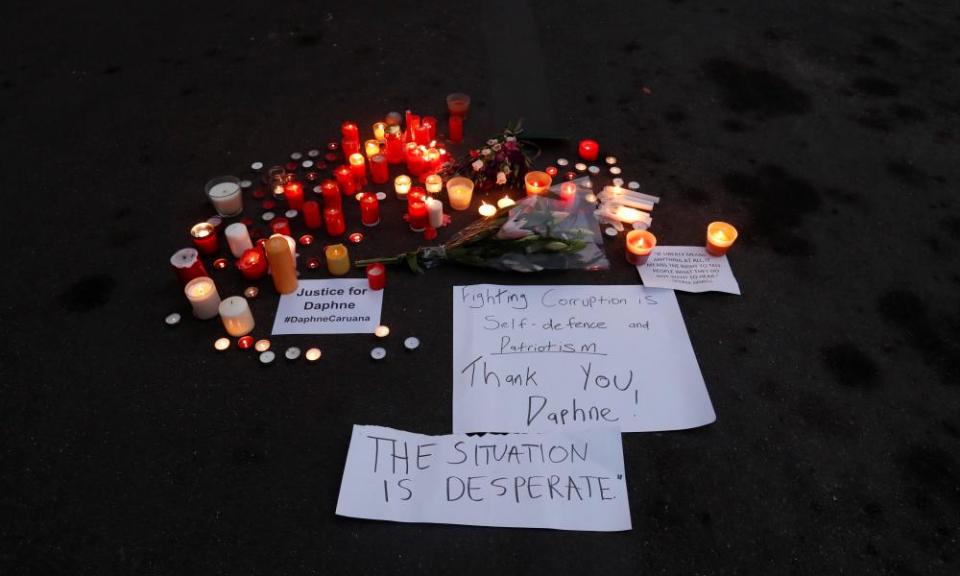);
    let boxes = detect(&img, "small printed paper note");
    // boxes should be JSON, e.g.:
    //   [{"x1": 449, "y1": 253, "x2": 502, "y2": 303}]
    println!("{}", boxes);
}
[
  {"x1": 336, "y1": 425, "x2": 631, "y2": 532},
  {"x1": 637, "y1": 246, "x2": 740, "y2": 295},
  {"x1": 271, "y1": 279, "x2": 383, "y2": 335},
  {"x1": 452, "y1": 285, "x2": 716, "y2": 433}
]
